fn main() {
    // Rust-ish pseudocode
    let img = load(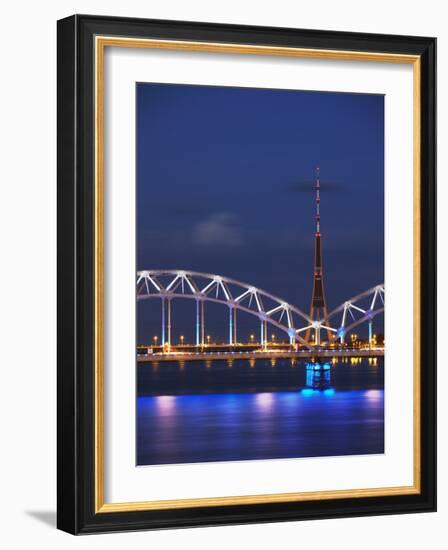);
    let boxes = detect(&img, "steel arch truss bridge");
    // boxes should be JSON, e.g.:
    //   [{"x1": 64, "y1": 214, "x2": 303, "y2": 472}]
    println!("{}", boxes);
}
[
  {"x1": 137, "y1": 270, "x2": 384, "y2": 349},
  {"x1": 326, "y1": 284, "x2": 384, "y2": 344}
]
